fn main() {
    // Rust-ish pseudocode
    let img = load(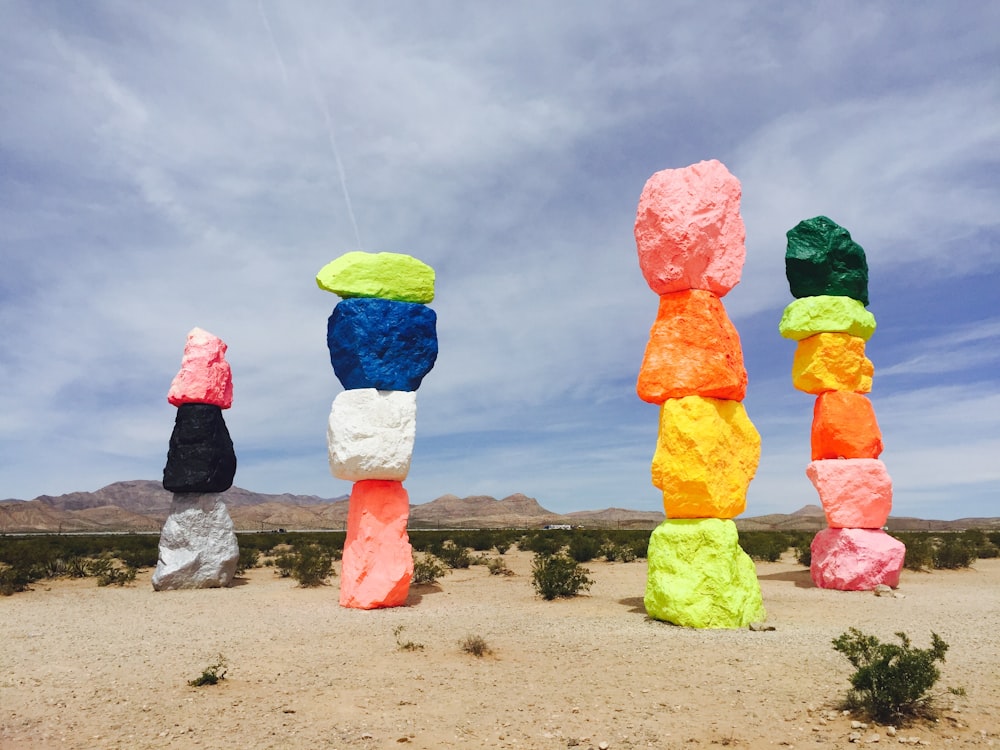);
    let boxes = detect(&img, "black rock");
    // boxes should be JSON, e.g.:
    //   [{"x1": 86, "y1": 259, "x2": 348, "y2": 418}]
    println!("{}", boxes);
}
[{"x1": 163, "y1": 403, "x2": 237, "y2": 493}]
